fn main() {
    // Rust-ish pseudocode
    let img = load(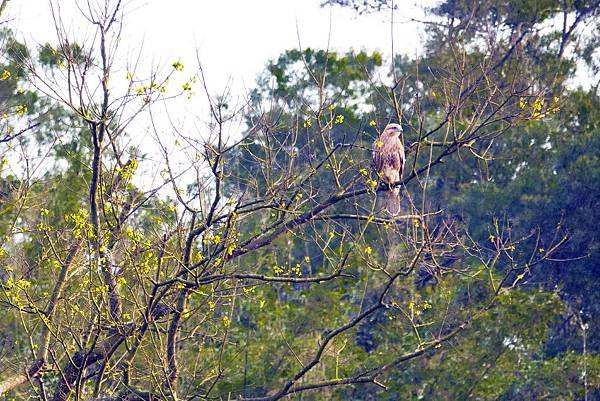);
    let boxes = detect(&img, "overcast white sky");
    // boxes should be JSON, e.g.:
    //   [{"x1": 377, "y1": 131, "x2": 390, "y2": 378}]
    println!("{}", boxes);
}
[{"x1": 10, "y1": 0, "x2": 435, "y2": 96}]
